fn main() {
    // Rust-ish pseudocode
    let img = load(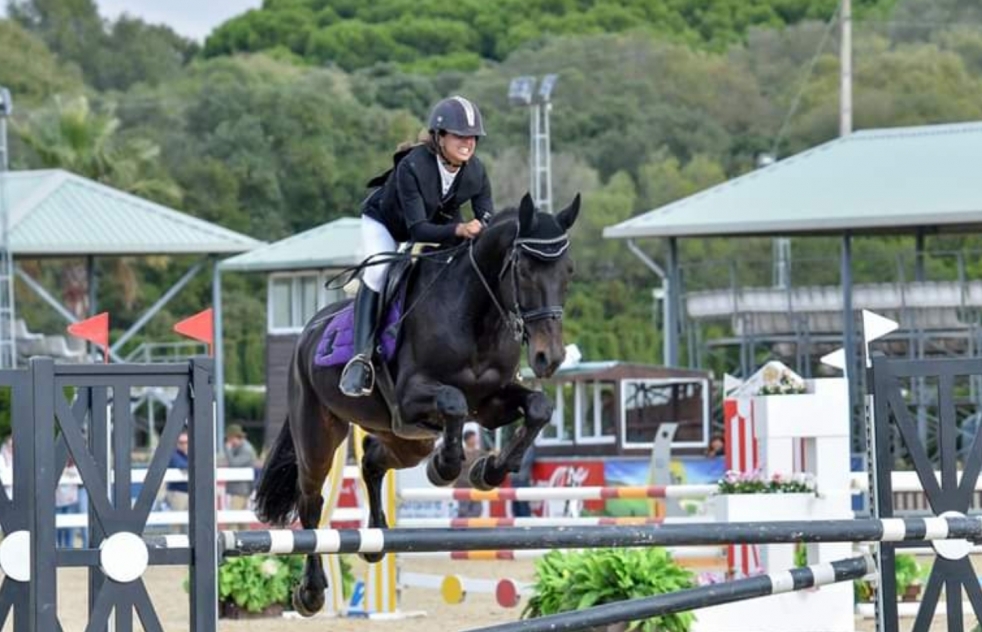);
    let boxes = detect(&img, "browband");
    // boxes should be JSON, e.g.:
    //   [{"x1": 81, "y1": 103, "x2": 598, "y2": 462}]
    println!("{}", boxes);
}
[{"x1": 515, "y1": 234, "x2": 570, "y2": 260}]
